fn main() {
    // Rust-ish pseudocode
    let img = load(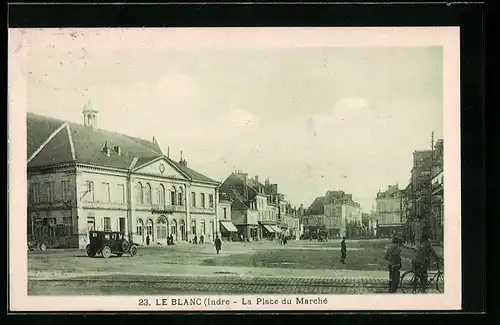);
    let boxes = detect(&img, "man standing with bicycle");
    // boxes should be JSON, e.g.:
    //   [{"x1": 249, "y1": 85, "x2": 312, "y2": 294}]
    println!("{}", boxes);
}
[
  {"x1": 411, "y1": 233, "x2": 442, "y2": 293},
  {"x1": 385, "y1": 236, "x2": 402, "y2": 293}
]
